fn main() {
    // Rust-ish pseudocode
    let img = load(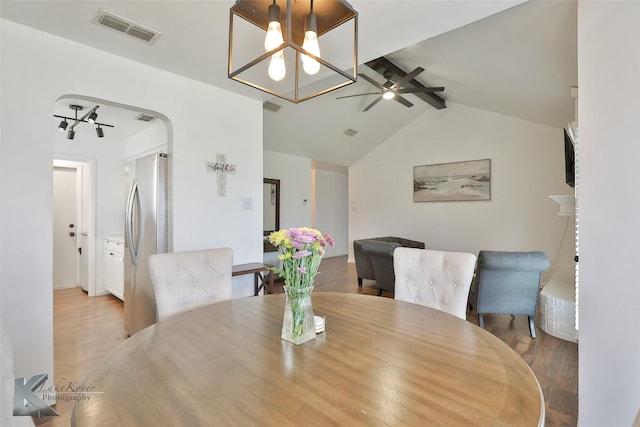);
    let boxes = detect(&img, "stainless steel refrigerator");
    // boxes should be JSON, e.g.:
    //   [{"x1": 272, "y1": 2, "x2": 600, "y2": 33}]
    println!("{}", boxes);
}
[{"x1": 124, "y1": 152, "x2": 168, "y2": 336}]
